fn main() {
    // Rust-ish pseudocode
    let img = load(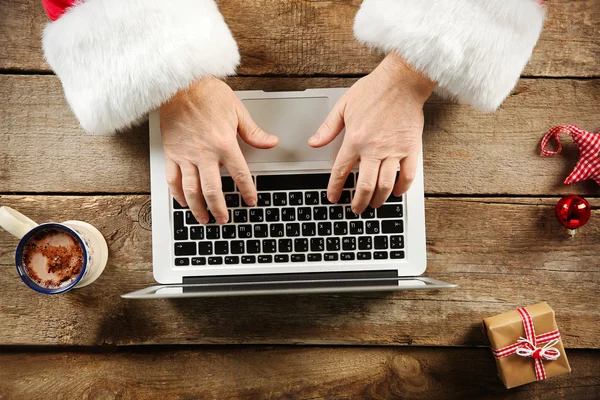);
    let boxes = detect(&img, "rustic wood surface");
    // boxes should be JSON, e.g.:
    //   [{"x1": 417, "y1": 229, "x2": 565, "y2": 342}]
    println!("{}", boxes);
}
[
  {"x1": 2, "y1": 75, "x2": 599, "y2": 195},
  {"x1": 1, "y1": 0, "x2": 599, "y2": 398},
  {"x1": 1, "y1": 0, "x2": 599, "y2": 77},
  {"x1": 1, "y1": 347, "x2": 599, "y2": 399},
  {"x1": 0, "y1": 195, "x2": 597, "y2": 347}
]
